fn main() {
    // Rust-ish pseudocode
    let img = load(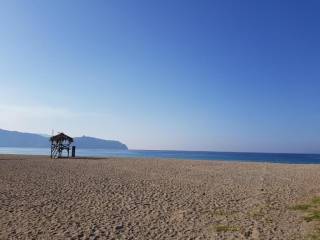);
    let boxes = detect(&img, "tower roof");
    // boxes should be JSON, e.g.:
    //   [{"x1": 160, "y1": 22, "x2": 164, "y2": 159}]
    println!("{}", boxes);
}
[{"x1": 50, "y1": 133, "x2": 73, "y2": 143}]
